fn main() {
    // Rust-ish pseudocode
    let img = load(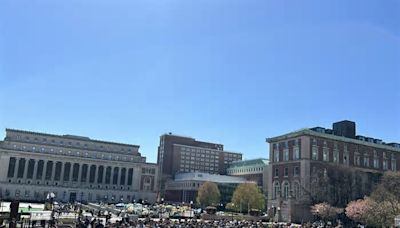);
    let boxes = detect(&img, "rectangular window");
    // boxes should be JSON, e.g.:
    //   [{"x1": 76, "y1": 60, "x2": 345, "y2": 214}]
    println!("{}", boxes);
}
[
  {"x1": 17, "y1": 158, "x2": 26, "y2": 178},
  {"x1": 355, "y1": 154, "x2": 361, "y2": 166},
  {"x1": 373, "y1": 158, "x2": 379, "y2": 169},
  {"x1": 312, "y1": 146, "x2": 318, "y2": 160},
  {"x1": 333, "y1": 149, "x2": 339, "y2": 163},
  {"x1": 45, "y1": 161, "x2": 54, "y2": 180},
  {"x1": 36, "y1": 160, "x2": 44, "y2": 180},
  {"x1": 283, "y1": 149, "x2": 289, "y2": 161},
  {"x1": 364, "y1": 156, "x2": 370, "y2": 167},
  {"x1": 273, "y1": 150, "x2": 279, "y2": 162},
  {"x1": 293, "y1": 147, "x2": 300, "y2": 160},
  {"x1": 383, "y1": 160, "x2": 388, "y2": 170},
  {"x1": 274, "y1": 168, "x2": 279, "y2": 177},
  {"x1": 343, "y1": 152, "x2": 349, "y2": 165},
  {"x1": 54, "y1": 162, "x2": 62, "y2": 181},
  {"x1": 323, "y1": 148, "x2": 329, "y2": 162},
  {"x1": 294, "y1": 166, "x2": 300, "y2": 176},
  {"x1": 284, "y1": 167, "x2": 289, "y2": 177},
  {"x1": 391, "y1": 160, "x2": 397, "y2": 171}
]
